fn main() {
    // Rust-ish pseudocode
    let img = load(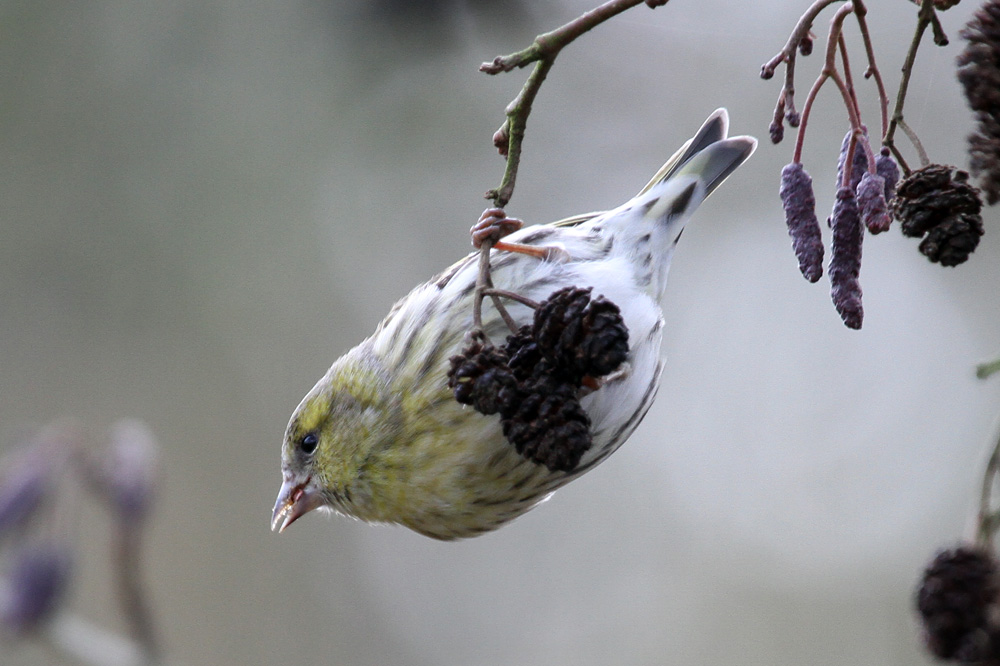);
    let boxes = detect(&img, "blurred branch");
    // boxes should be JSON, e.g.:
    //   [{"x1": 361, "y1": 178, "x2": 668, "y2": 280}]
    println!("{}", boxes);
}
[
  {"x1": 480, "y1": 0, "x2": 670, "y2": 207},
  {"x1": 978, "y1": 425, "x2": 1000, "y2": 550},
  {"x1": 114, "y1": 525, "x2": 159, "y2": 664},
  {"x1": 46, "y1": 614, "x2": 147, "y2": 666},
  {"x1": 0, "y1": 420, "x2": 165, "y2": 666},
  {"x1": 978, "y1": 356, "x2": 1000, "y2": 380}
]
